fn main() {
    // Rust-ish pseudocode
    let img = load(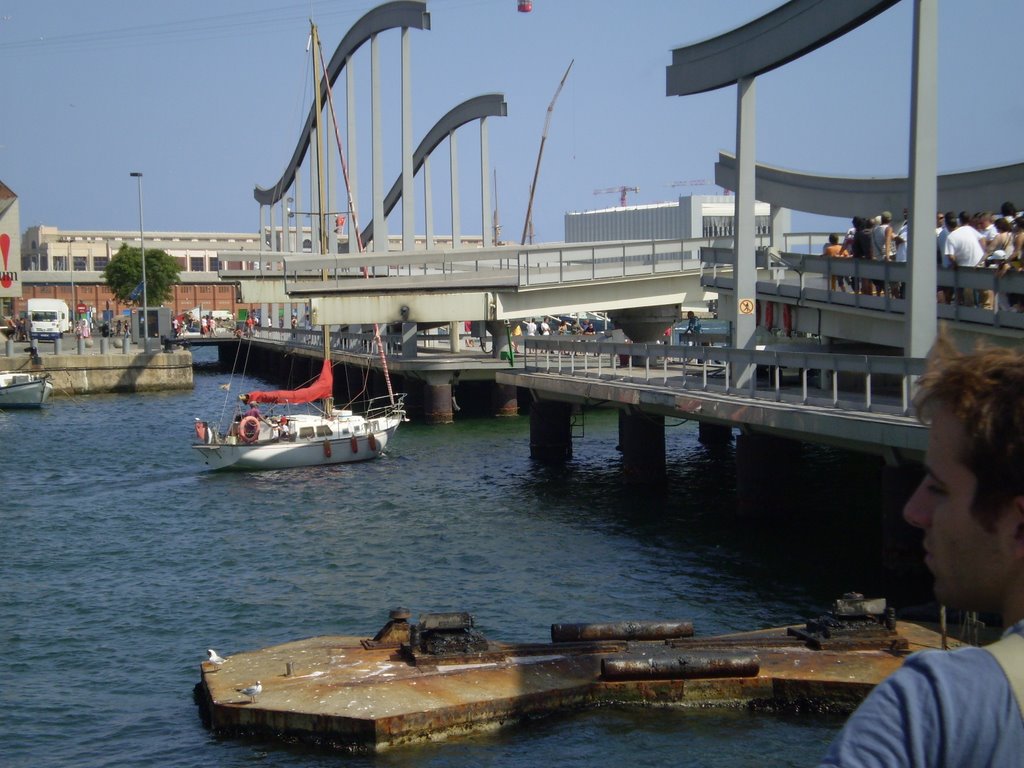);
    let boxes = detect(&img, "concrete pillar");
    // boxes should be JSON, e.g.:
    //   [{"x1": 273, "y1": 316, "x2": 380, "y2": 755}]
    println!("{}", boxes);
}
[
  {"x1": 698, "y1": 421, "x2": 732, "y2": 446},
  {"x1": 401, "y1": 322, "x2": 417, "y2": 359},
  {"x1": 424, "y1": 382, "x2": 454, "y2": 425},
  {"x1": 530, "y1": 401, "x2": 572, "y2": 461},
  {"x1": 618, "y1": 410, "x2": 666, "y2": 484},
  {"x1": 492, "y1": 382, "x2": 518, "y2": 417},
  {"x1": 486, "y1": 320, "x2": 512, "y2": 362},
  {"x1": 449, "y1": 321, "x2": 460, "y2": 353},
  {"x1": 735, "y1": 433, "x2": 800, "y2": 518},
  {"x1": 881, "y1": 464, "x2": 929, "y2": 604},
  {"x1": 5, "y1": 338, "x2": 12, "y2": 357}
]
